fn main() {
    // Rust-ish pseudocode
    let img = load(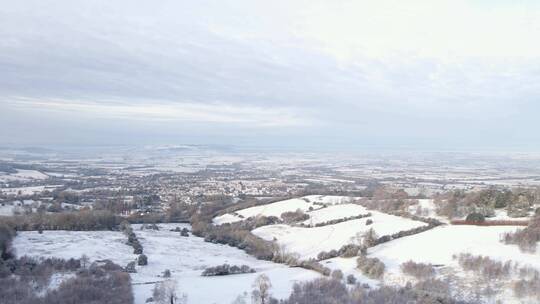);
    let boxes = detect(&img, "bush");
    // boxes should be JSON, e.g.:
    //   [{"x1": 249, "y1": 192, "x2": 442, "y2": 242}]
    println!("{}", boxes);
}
[
  {"x1": 280, "y1": 277, "x2": 465, "y2": 304},
  {"x1": 454, "y1": 253, "x2": 512, "y2": 279},
  {"x1": 400, "y1": 260, "x2": 435, "y2": 279},
  {"x1": 502, "y1": 215, "x2": 540, "y2": 253},
  {"x1": 125, "y1": 261, "x2": 137, "y2": 273},
  {"x1": 163, "y1": 269, "x2": 171, "y2": 278},
  {"x1": 0, "y1": 257, "x2": 132, "y2": 304},
  {"x1": 465, "y1": 212, "x2": 485, "y2": 223},
  {"x1": 317, "y1": 249, "x2": 338, "y2": 261},
  {"x1": 285, "y1": 278, "x2": 350, "y2": 304},
  {"x1": 193, "y1": 219, "x2": 277, "y2": 260},
  {"x1": 297, "y1": 259, "x2": 331, "y2": 276},
  {"x1": 346, "y1": 274, "x2": 356, "y2": 284},
  {"x1": 338, "y1": 244, "x2": 363, "y2": 258},
  {"x1": 138, "y1": 254, "x2": 148, "y2": 266},
  {"x1": 357, "y1": 255, "x2": 385, "y2": 279},
  {"x1": 280, "y1": 209, "x2": 309, "y2": 224},
  {"x1": 201, "y1": 264, "x2": 255, "y2": 276},
  {"x1": 307, "y1": 213, "x2": 371, "y2": 228},
  {"x1": 513, "y1": 277, "x2": 540, "y2": 300}
]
